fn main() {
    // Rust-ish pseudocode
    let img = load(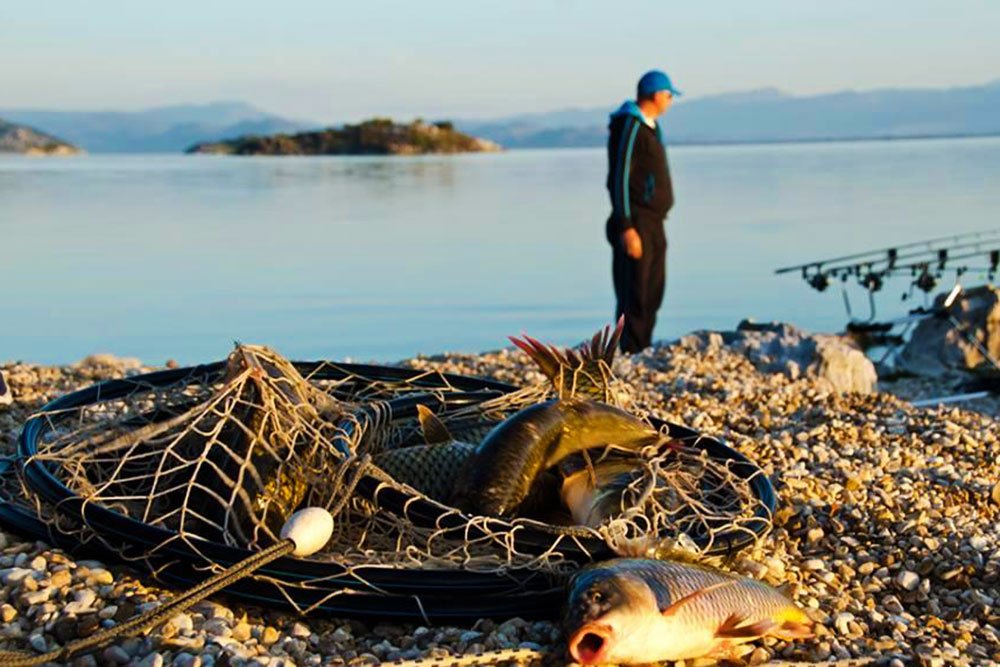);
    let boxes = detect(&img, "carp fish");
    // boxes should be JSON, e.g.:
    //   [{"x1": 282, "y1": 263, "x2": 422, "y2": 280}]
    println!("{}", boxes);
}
[
  {"x1": 450, "y1": 398, "x2": 665, "y2": 517},
  {"x1": 559, "y1": 455, "x2": 644, "y2": 528},
  {"x1": 372, "y1": 405, "x2": 475, "y2": 502},
  {"x1": 565, "y1": 558, "x2": 814, "y2": 665}
]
